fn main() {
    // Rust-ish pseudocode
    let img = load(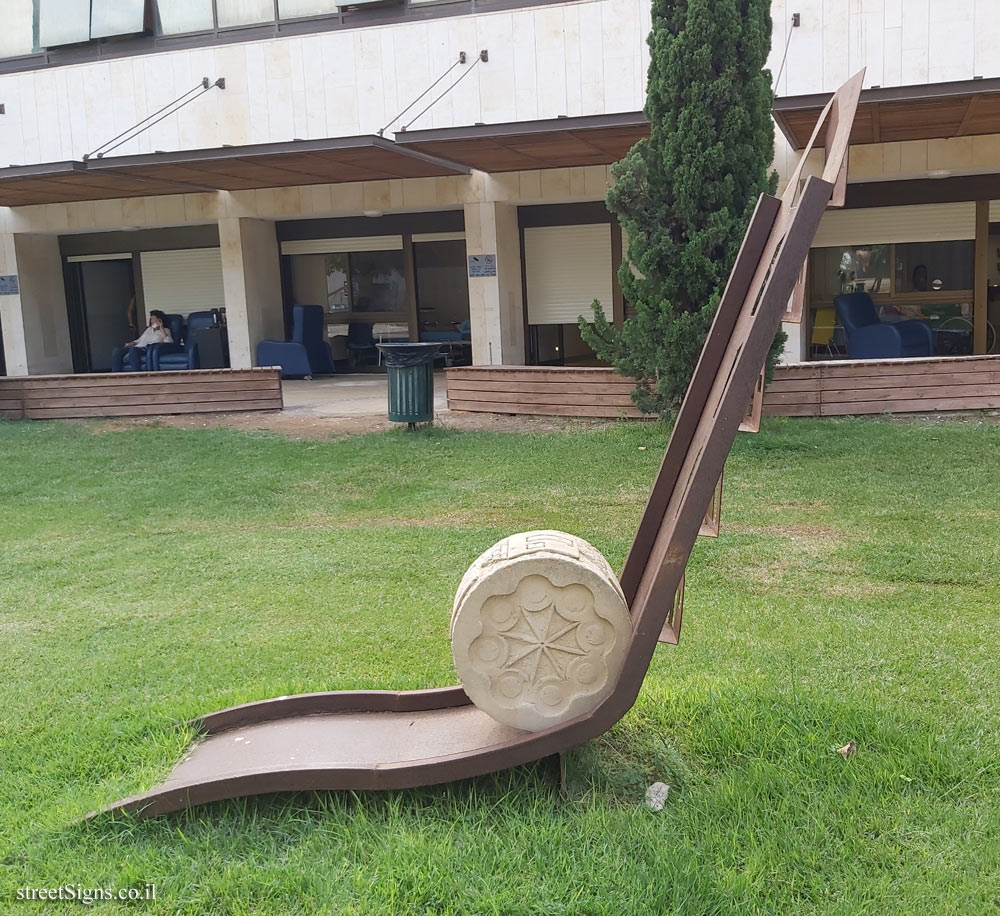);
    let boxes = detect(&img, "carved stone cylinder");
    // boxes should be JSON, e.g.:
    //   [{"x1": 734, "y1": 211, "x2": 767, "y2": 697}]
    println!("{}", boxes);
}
[{"x1": 451, "y1": 530, "x2": 632, "y2": 732}]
